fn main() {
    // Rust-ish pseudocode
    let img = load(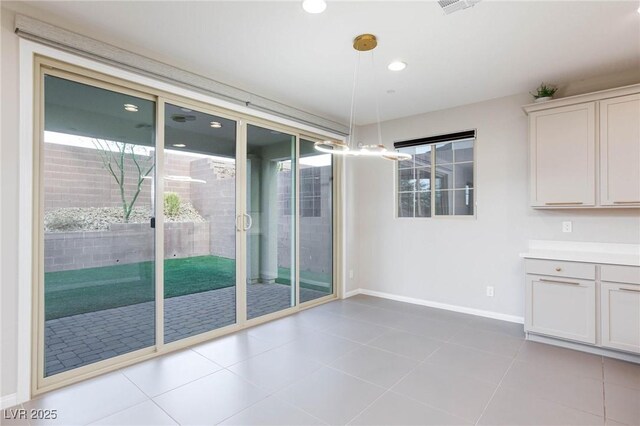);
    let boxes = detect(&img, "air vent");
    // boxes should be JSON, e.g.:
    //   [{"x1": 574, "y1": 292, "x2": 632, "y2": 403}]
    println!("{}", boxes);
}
[{"x1": 437, "y1": 0, "x2": 481, "y2": 15}]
